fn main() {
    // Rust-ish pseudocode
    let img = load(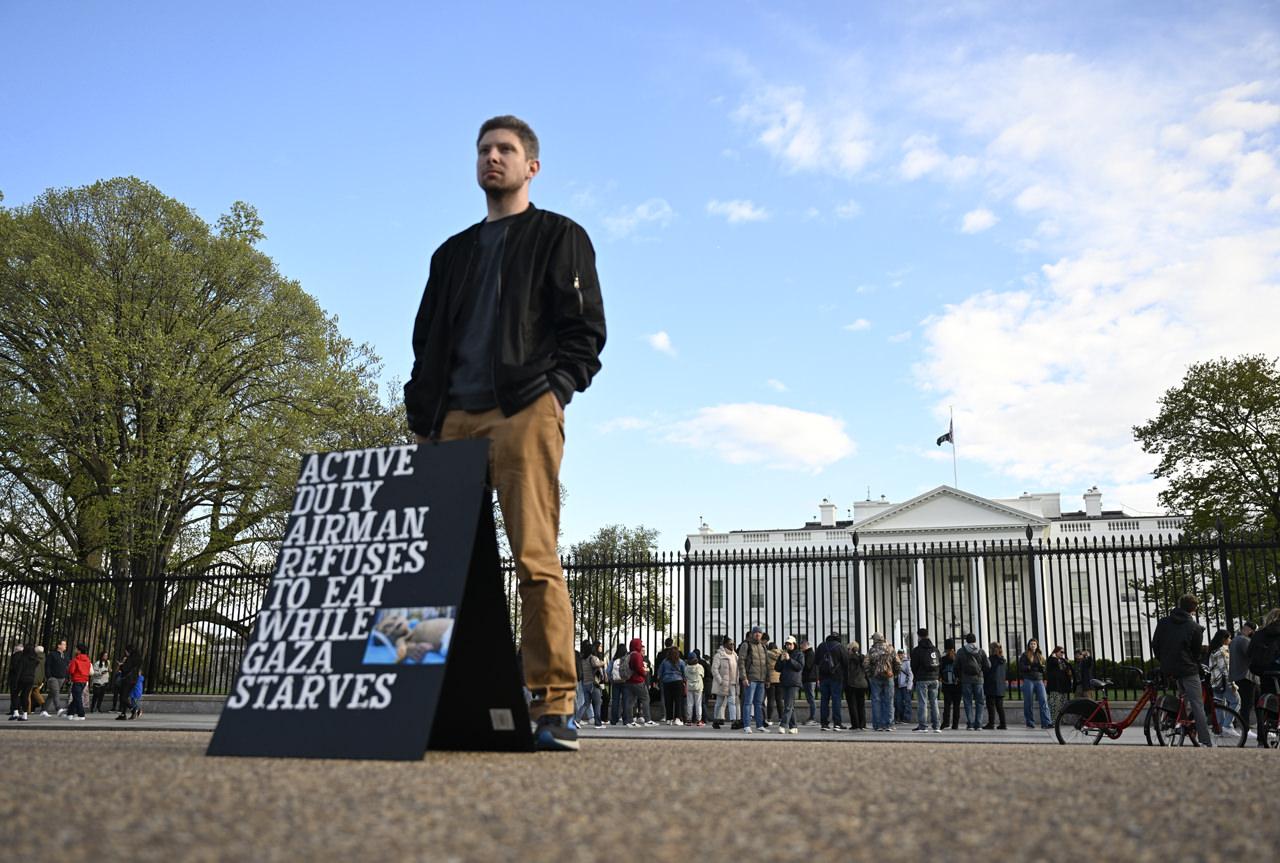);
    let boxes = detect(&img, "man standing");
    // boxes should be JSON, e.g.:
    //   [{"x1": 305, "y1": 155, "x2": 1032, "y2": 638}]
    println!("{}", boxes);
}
[
  {"x1": 404, "y1": 115, "x2": 606, "y2": 752},
  {"x1": 957, "y1": 633, "x2": 990, "y2": 730},
  {"x1": 737, "y1": 626, "x2": 769, "y2": 733},
  {"x1": 799, "y1": 637, "x2": 818, "y2": 724},
  {"x1": 910, "y1": 628, "x2": 941, "y2": 732},
  {"x1": 816, "y1": 632, "x2": 848, "y2": 730},
  {"x1": 1229, "y1": 621, "x2": 1256, "y2": 734},
  {"x1": 44, "y1": 638, "x2": 68, "y2": 717},
  {"x1": 1152, "y1": 594, "x2": 1212, "y2": 747}
]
